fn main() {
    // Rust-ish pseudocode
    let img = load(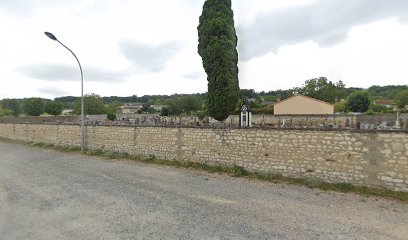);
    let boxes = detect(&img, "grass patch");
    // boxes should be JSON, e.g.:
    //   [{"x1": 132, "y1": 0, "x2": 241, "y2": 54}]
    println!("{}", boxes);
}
[
  {"x1": 1, "y1": 136, "x2": 407, "y2": 202},
  {"x1": 31, "y1": 142, "x2": 55, "y2": 148}
]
